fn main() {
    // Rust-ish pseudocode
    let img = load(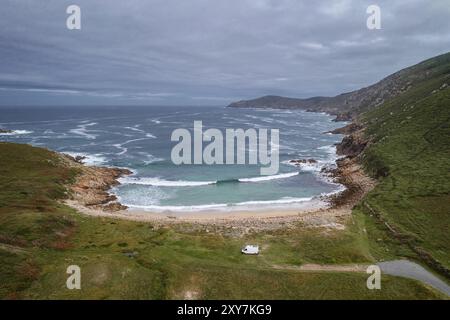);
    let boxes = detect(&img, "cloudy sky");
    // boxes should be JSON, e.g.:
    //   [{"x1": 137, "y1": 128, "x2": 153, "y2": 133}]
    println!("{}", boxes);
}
[{"x1": 0, "y1": 0, "x2": 449, "y2": 106}]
